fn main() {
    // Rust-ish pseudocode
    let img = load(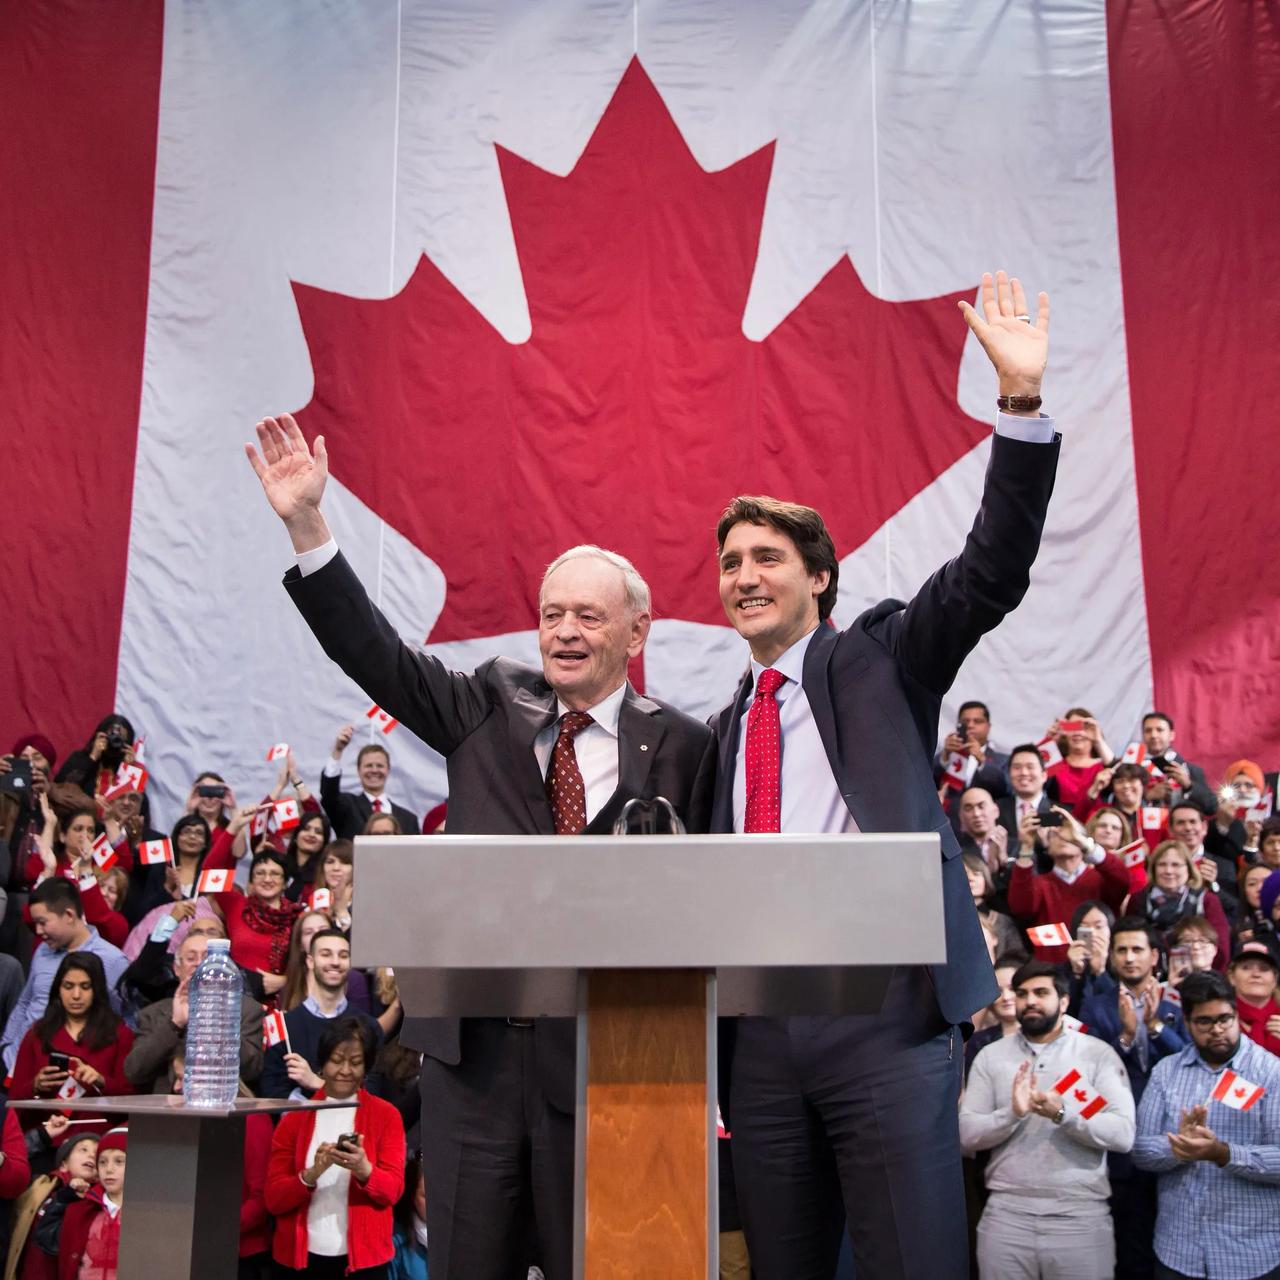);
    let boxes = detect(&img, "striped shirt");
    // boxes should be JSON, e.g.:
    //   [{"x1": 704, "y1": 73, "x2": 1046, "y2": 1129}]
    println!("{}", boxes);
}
[{"x1": 1133, "y1": 1035, "x2": 1280, "y2": 1279}]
